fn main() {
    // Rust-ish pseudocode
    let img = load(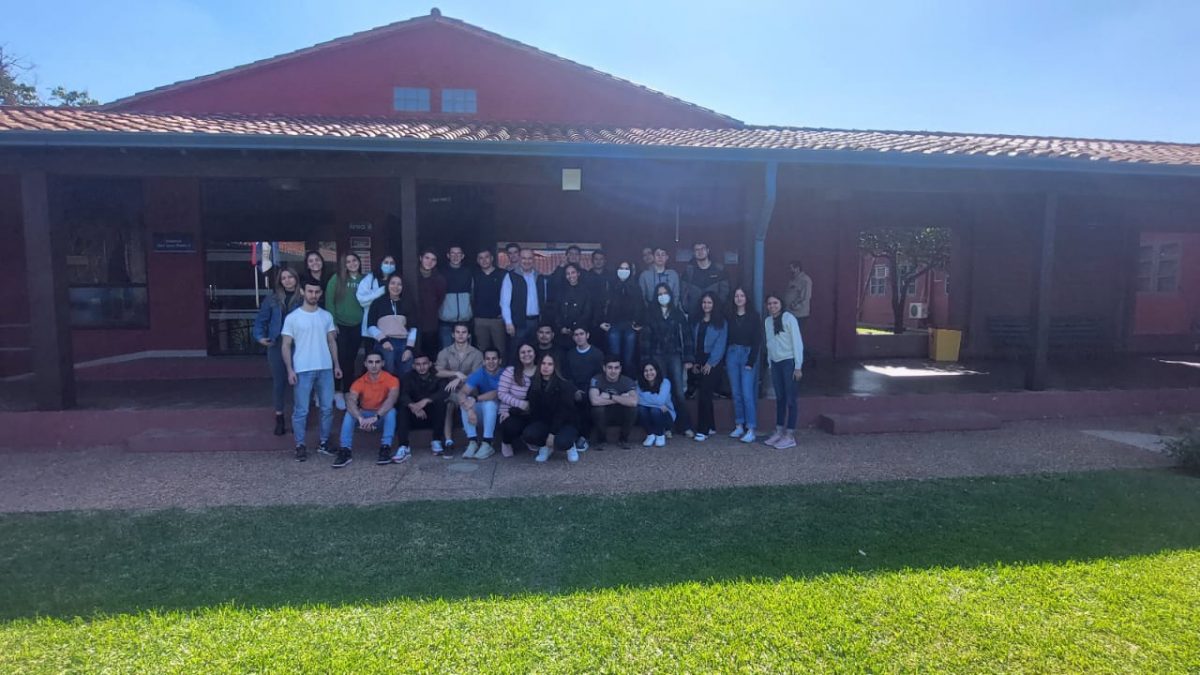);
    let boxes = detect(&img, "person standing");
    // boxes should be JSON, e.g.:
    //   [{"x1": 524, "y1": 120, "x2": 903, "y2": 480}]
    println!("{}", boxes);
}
[
  {"x1": 599, "y1": 260, "x2": 642, "y2": 375},
  {"x1": 690, "y1": 292, "x2": 728, "y2": 441},
  {"x1": 563, "y1": 326, "x2": 604, "y2": 450},
  {"x1": 640, "y1": 247, "x2": 655, "y2": 272},
  {"x1": 326, "y1": 252, "x2": 365, "y2": 411},
  {"x1": 497, "y1": 342, "x2": 537, "y2": 458},
  {"x1": 588, "y1": 355, "x2": 638, "y2": 449},
  {"x1": 366, "y1": 273, "x2": 417, "y2": 377},
  {"x1": 415, "y1": 248, "x2": 446, "y2": 359},
  {"x1": 253, "y1": 266, "x2": 302, "y2": 436},
  {"x1": 638, "y1": 246, "x2": 681, "y2": 306},
  {"x1": 503, "y1": 242, "x2": 522, "y2": 272},
  {"x1": 471, "y1": 247, "x2": 507, "y2": 356},
  {"x1": 337, "y1": 350, "x2": 400, "y2": 468},
  {"x1": 636, "y1": 360, "x2": 675, "y2": 447},
  {"x1": 524, "y1": 353, "x2": 582, "y2": 463},
  {"x1": 458, "y1": 348, "x2": 503, "y2": 460},
  {"x1": 726, "y1": 286, "x2": 763, "y2": 443},
  {"x1": 784, "y1": 260, "x2": 813, "y2": 331},
  {"x1": 281, "y1": 278, "x2": 342, "y2": 462},
  {"x1": 764, "y1": 293, "x2": 804, "y2": 450},
  {"x1": 299, "y1": 250, "x2": 327, "y2": 307},
  {"x1": 356, "y1": 254, "x2": 398, "y2": 350},
  {"x1": 500, "y1": 248, "x2": 550, "y2": 361},
  {"x1": 439, "y1": 244, "x2": 474, "y2": 350},
  {"x1": 639, "y1": 283, "x2": 695, "y2": 437},
  {"x1": 549, "y1": 245, "x2": 584, "y2": 302},
  {"x1": 680, "y1": 242, "x2": 731, "y2": 320},
  {"x1": 553, "y1": 264, "x2": 594, "y2": 348}
]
